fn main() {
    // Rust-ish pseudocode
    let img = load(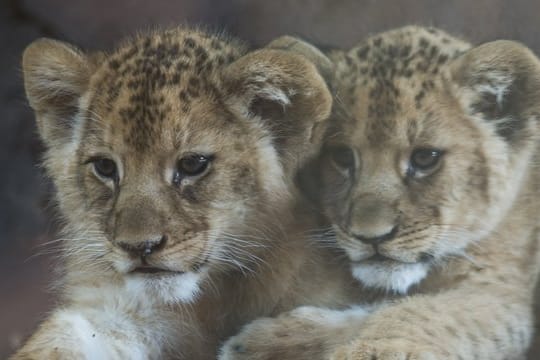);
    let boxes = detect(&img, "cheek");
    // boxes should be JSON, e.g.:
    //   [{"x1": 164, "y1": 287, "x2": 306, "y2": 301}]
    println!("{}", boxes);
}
[
  {"x1": 401, "y1": 169, "x2": 455, "y2": 230},
  {"x1": 408, "y1": 160, "x2": 487, "y2": 236},
  {"x1": 81, "y1": 172, "x2": 115, "y2": 215},
  {"x1": 439, "y1": 161, "x2": 487, "y2": 224},
  {"x1": 175, "y1": 168, "x2": 222, "y2": 206},
  {"x1": 230, "y1": 165, "x2": 259, "y2": 199}
]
